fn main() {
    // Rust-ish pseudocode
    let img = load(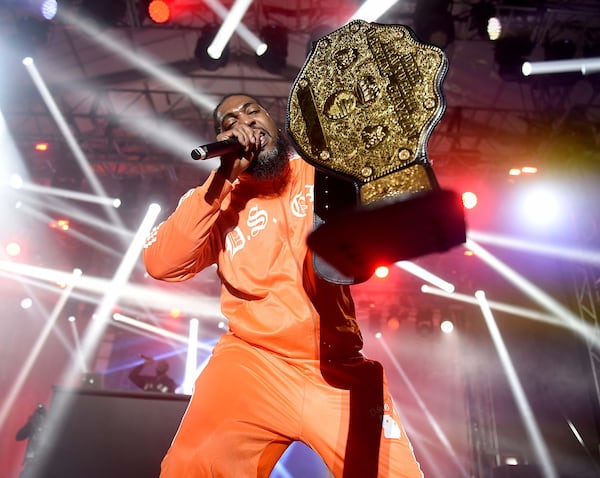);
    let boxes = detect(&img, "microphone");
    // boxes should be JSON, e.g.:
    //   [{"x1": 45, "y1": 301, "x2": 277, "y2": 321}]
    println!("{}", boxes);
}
[{"x1": 191, "y1": 138, "x2": 242, "y2": 161}]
